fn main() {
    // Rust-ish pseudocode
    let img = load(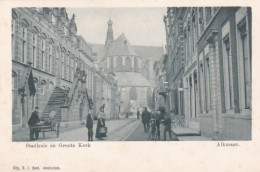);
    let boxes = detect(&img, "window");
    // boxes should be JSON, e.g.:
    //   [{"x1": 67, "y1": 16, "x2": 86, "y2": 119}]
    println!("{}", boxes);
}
[
  {"x1": 222, "y1": 33, "x2": 234, "y2": 111},
  {"x1": 193, "y1": 72, "x2": 198, "y2": 118},
  {"x1": 41, "y1": 39, "x2": 45, "y2": 70},
  {"x1": 125, "y1": 56, "x2": 131, "y2": 72},
  {"x1": 205, "y1": 56, "x2": 211, "y2": 112},
  {"x1": 48, "y1": 45, "x2": 52, "y2": 73},
  {"x1": 192, "y1": 14, "x2": 196, "y2": 52},
  {"x1": 199, "y1": 61, "x2": 205, "y2": 113},
  {"x1": 116, "y1": 56, "x2": 123, "y2": 72},
  {"x1": 236, "y1": 8, "x2": 252, "y2": 110},
  {"x1": 134, "y1": 57, "x2": 139, "y2": 72},
  {"x1": 22, "y1": 27, "x2": 27, "y2": 63},
  {"x1": 189, "y1": 76, "x2": 193, "y2": 117},
  {"x1": 238, "y1": 19, "x2": 251, "y2": 109},
  {"x1": 32, "y1": 34, "x2": 37, "y2": 67}
]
